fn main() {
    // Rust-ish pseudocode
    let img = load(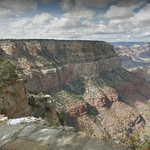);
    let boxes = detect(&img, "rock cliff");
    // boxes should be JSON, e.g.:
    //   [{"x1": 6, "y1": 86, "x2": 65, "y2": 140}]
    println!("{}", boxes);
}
[
  {"x1": 0, "y1": 79, "x2": 29, "y2": 118},
  {"x1": 0, "y1": 39, "x2": 150, "y2": 139},
  {"x1": 0, "y1": 117, "x2": 131, "y2": 150},
  {"x1": 0, "y1": 39, "x2": 121, "y2": 93}
]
